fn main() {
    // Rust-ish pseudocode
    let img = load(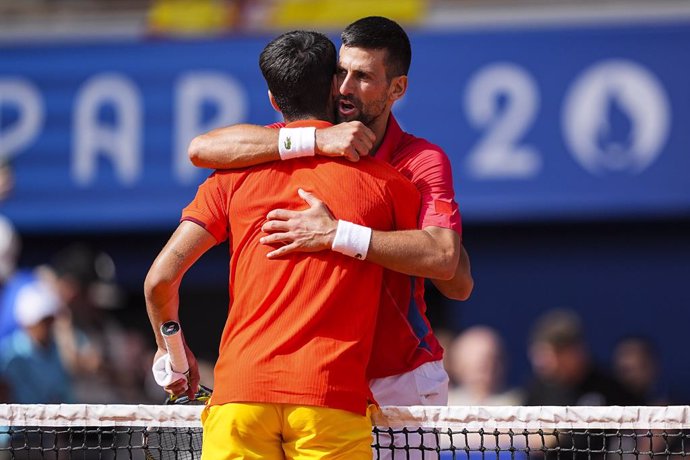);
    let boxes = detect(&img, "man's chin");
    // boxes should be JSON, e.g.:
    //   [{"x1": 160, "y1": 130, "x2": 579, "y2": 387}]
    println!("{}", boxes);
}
[{"x1": 336, "y1": 112, "x2": 359, "y2": 123}]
